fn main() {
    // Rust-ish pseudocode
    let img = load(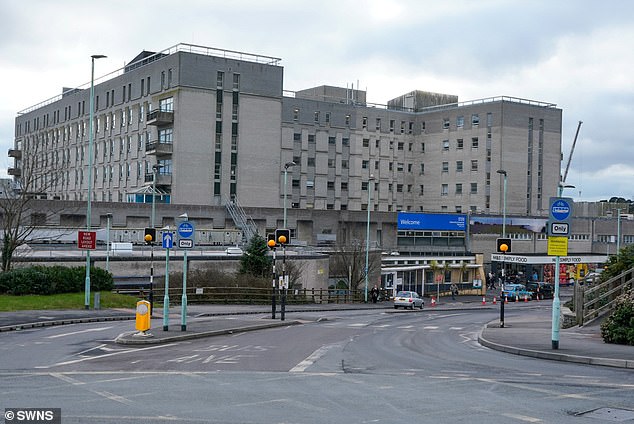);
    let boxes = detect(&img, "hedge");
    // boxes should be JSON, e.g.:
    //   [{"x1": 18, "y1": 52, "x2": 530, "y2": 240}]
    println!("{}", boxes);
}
[
  {"x1": 601, "y1": 291, "x2": 634, "y2": 346},
  {"x1": 0, "y1": 266, "x2": 113, "y2": 295}
]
